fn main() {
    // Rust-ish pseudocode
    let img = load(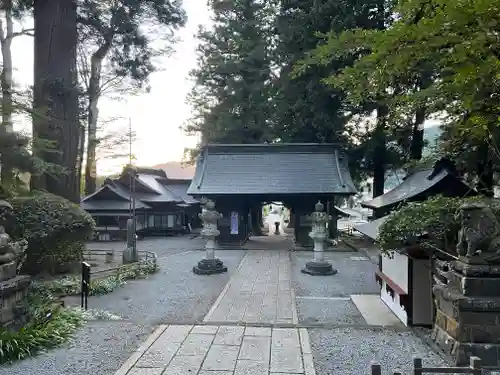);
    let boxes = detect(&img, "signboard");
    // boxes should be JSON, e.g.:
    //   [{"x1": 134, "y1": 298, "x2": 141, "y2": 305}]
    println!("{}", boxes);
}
[{"x1": 230, "y1": 211, "x2": 239, "y2": 234}]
